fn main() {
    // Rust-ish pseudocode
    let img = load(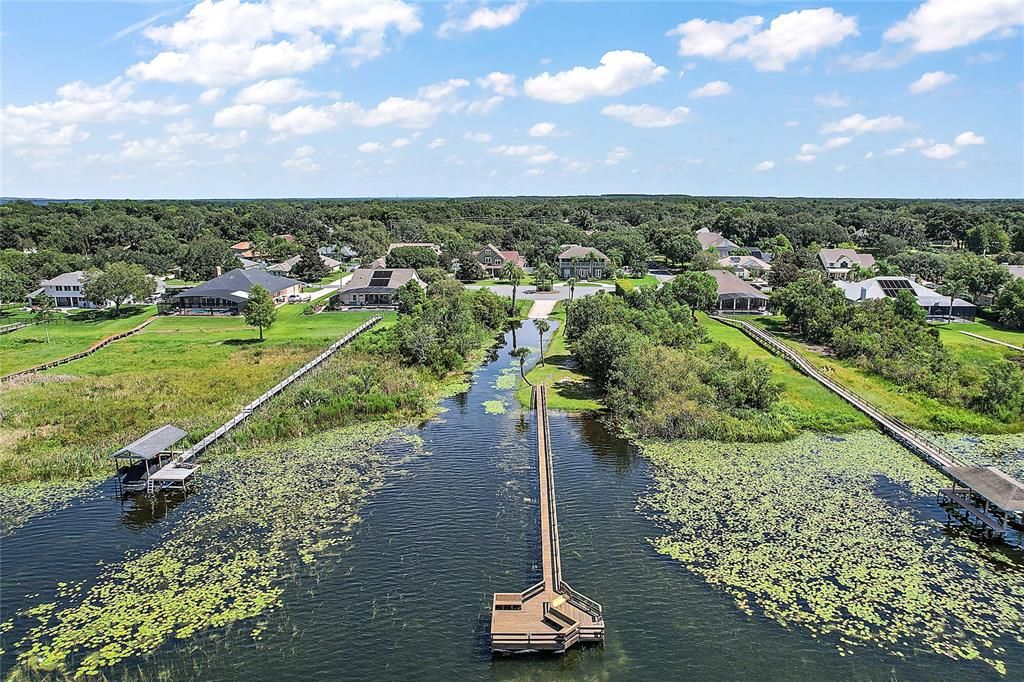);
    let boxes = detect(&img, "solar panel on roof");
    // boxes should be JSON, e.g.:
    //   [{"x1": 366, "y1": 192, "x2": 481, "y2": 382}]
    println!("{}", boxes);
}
[
  {"x1": 368, "y1": 270, "x2": 393, "y2": 287},
  {"x1": 878, "y1": 278, "x2": 914, "y2": 298}
]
